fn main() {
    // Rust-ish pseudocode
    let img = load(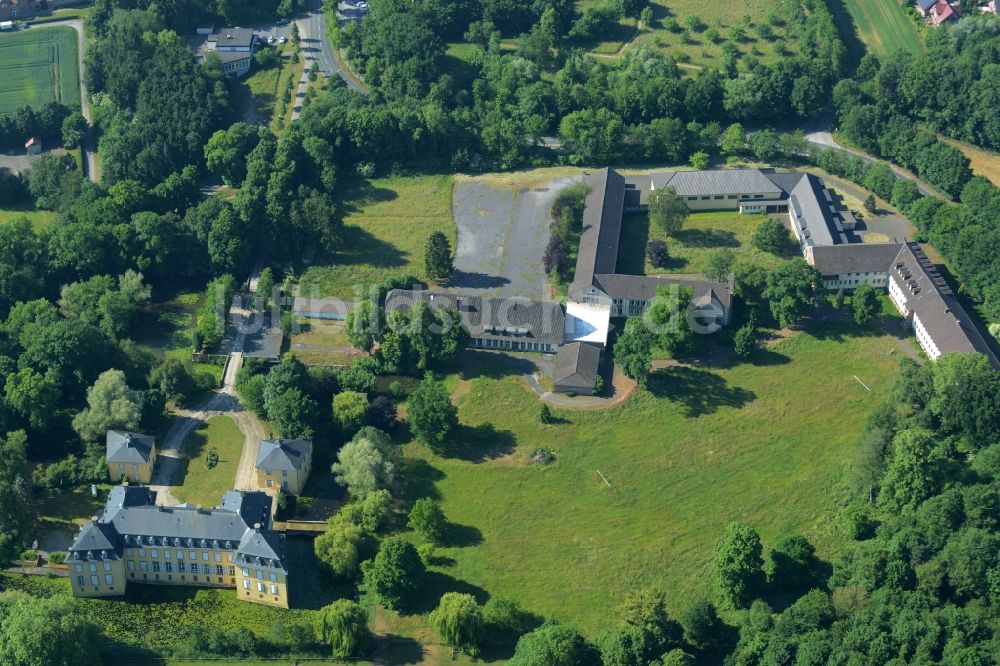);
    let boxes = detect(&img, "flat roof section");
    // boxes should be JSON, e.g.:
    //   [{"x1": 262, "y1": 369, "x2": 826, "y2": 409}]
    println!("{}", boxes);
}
[{"x1": 564, "y1": 301, "x2": 612, "y2": 346}]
